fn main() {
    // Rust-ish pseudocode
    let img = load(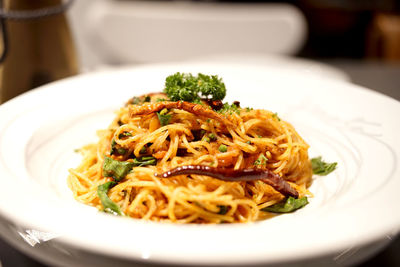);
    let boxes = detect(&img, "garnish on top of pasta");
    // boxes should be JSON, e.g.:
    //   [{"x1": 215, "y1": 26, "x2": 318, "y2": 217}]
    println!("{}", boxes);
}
[{"x1": 68, "y1": 72, "x2": 336, "y2": 223}]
